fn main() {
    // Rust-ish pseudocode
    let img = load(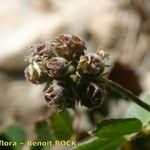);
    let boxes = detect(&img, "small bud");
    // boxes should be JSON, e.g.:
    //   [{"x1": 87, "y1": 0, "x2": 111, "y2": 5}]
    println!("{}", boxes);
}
[
  {"x1": 79, "y1": 82, "x2": 106, "y2": 109},
  {"x1": 78, "y1": 53, "x2": 104, "y2": 75},
  {"x1": 50, "y1": 34, "x2": 86, "y2": 61},
  {"x1": 44, "y1": 81, "x2": 66, "y2": 109},
  {"x1": 46, "y1": 57, "x2": 69, "y2": 79},
  {"x1": 24, "y1": 61, "x2": 48, "y2": 84},
  {"x1": 97, "y1": 50, "x2": 109, "y2": 60}
]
